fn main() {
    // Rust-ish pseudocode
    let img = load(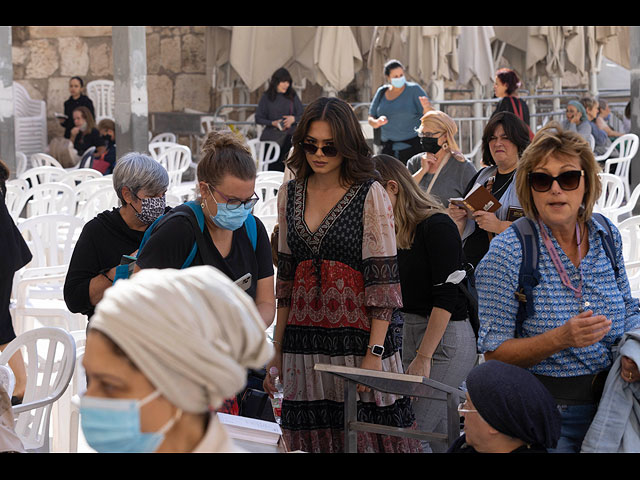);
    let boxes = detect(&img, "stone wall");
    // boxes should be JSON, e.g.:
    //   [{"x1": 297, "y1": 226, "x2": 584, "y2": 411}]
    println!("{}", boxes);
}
[{"x1": 11, "y1": 26, "x2": 211, "y2": 143}]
